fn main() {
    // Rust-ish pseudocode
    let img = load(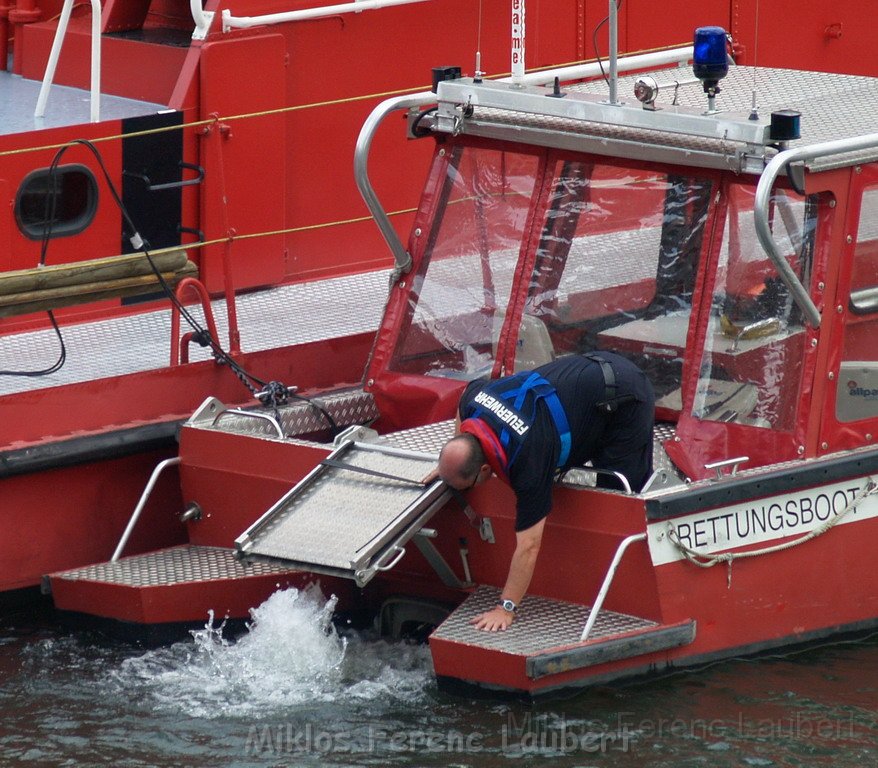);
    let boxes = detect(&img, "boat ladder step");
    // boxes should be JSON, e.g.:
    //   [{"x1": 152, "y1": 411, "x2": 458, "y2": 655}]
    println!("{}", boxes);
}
[
  {"x1": 430, "y1": 586, "x2": 695, "y2": 686},
  {"x1": 45, "y1": 545, "x2": 299, "y2": 623},
  {"x1": 235, "y1": 440, "x2": 449, "y2": 587}
]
